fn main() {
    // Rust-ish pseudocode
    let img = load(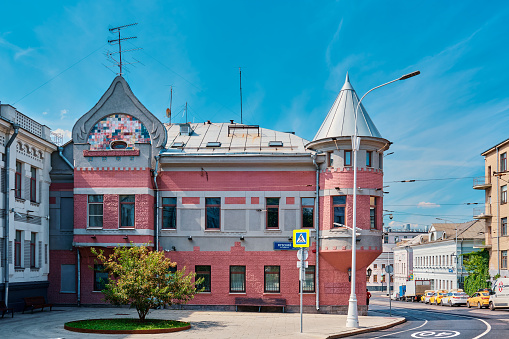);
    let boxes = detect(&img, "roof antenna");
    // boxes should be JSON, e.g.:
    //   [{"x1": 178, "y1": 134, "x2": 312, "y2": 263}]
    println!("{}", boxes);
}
[
  {"x1": 239, "y1": 67, "x2": 243, "y2": 124},
  {"x1": 166, "y1": 86, "x2": 173, "y2": 124},
  {"x1": 107, "y1": 23, "x2": 141, "y2": 76},
  {"x1": 185, "y1": 102, "x2": 188, "y2": 123}
]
